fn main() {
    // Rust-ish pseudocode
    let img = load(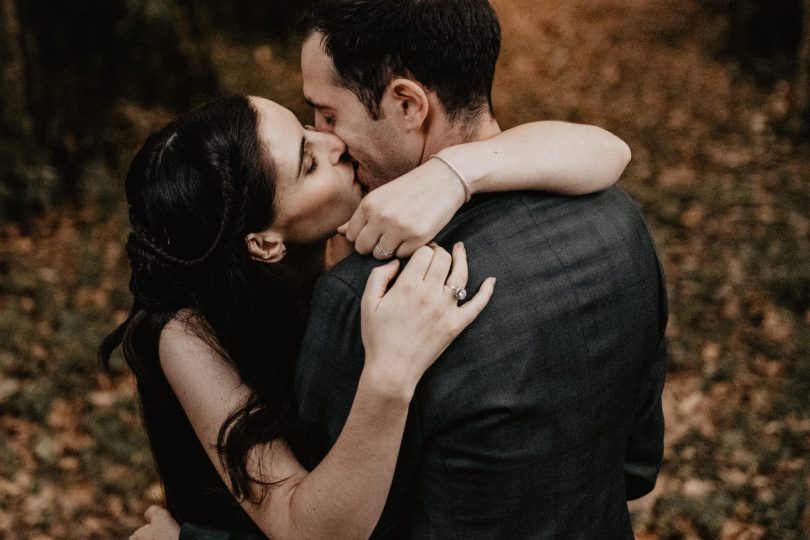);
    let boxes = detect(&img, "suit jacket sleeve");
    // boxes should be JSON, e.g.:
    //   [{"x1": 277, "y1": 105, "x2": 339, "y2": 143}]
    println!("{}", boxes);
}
[{"x1": 624, "y1": 258, "x2": 668, "y2": 500}]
